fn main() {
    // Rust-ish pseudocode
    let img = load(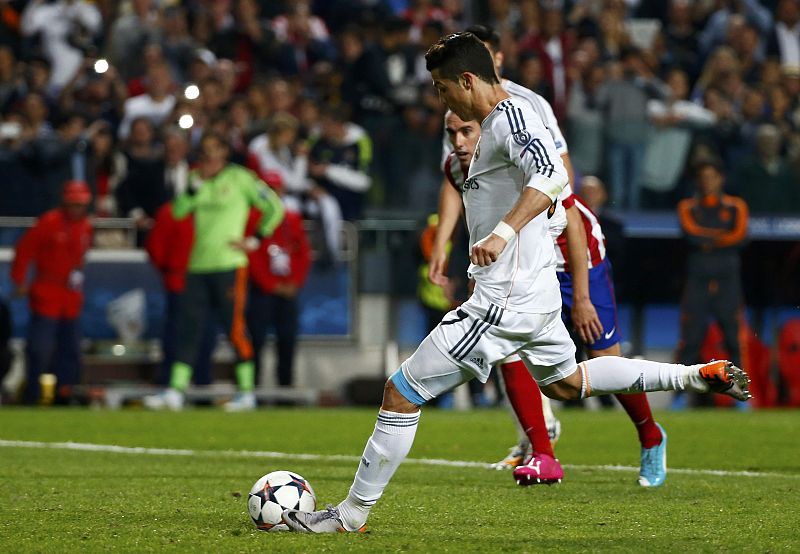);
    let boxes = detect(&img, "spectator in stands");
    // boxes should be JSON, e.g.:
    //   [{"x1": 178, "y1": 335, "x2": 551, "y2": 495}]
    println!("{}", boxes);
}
[
  {"x1": 691, "y1": 46, "x2": 740, "y2": 103},
  {"x1": 698, "y1": 85, "x2": 751, "y2": 169},
  {"x1": 517, "y1": 51, "x2": 551, "y2": 98},
  {"x1": 24, "y1": 111, "x2": 91, "y2": 216},
  {"x1": 403, "y1": 0, "x2": 451, "y2": 43},
  {"x1": 738, "y1": 23, "x2": 767, "y2": 84},
  {"x1": 107, "y1": 0, "x2": 161, "y2": 81},
  {"x1": 338, "y1": 24, "x2": 399, "y2": 200},
  {"x1": 200, "y1": 76, "x2": 228, "y2": 120},
  {"x1": 308, "y1": 104, "x2": 373, "y2": 222},
  {"x1": 642, "y1": 68, "x2": 716, "y2": 206},
  {"x1": 20, "y1": 0, "x2": 102, "y2": 92},
  {"x1": 0, "y1": 45, "x2": 18, "y2": 111},
  {"x1": 143, "y1": 131, "x2": 283, "y2": 412},
  {"x1": 698, "y1": 0, "x2": 772, "y2": 59},
  {"x1": 246, "y1": 200, "x2": 312, "y2": 388},
  {"x1": 595, "y1": 2, "x2": 630, "y2": 64},
  {"x1": 265, "y1": 77, "x2": 295, "y2": 115},
  {"x1": 0, "y1": 112, "x2": 37, "y2": 220},
  {"x1": 766, "y1": 0, "x2": 800, "y2": 70},
  {"x1": 162, "y1": 127, "x2": 190, "y2": 198},
  {"x1": 60, "y1": 59, "x2": 128, "y2": 130},
  {"x1": 248, "y1": 112, "x2": 343, "y2": 263},
  {"x1": 565, "y1": 39, "x2": 605, "y2": 176},
  {"x1": 118, "y1": 62, "x2": 176, "y2": 139},
  {"x1": 270, "y1": 0, "x2": 333, "y2": 75},
  {"x1": 518, "y1": 4, "x2": 573, "y2": 121},
  {"x1": 676, "y1": 160, "x2": 748, "y2": 406},
  {"x1": 11, "y1": 180, "x2": 93, "y2": 405},
  {"x1": 19, "y1": 55, "x2": 54, "y2": 103},
  {"x1": 766, "y1": 85, "x2": 798, "y2": 147},
  {"x1": 159, "y1": 6, "x2": 197, "y2": 84},
  {"x1": 733, "y1": 124, "x2": 799, "y2": 214},
  {"x1": 115, "y1": 117, "x2": 166, "y2": 238},
  {"x1": 661, "y1": 0, "x2": 701, "y2": 81},
  {"x1": 379, "y1": 17, "x2": 420, "y2": 111},
  {"x1": 84, "y1": 121, "x2": 118, "y2": 217},
  {"x1": 22, "y1": 91, "x2": 51, "y2": 138},
  {"x1": 594, "y1": 47, "x2": 669, "y2": 210}
]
